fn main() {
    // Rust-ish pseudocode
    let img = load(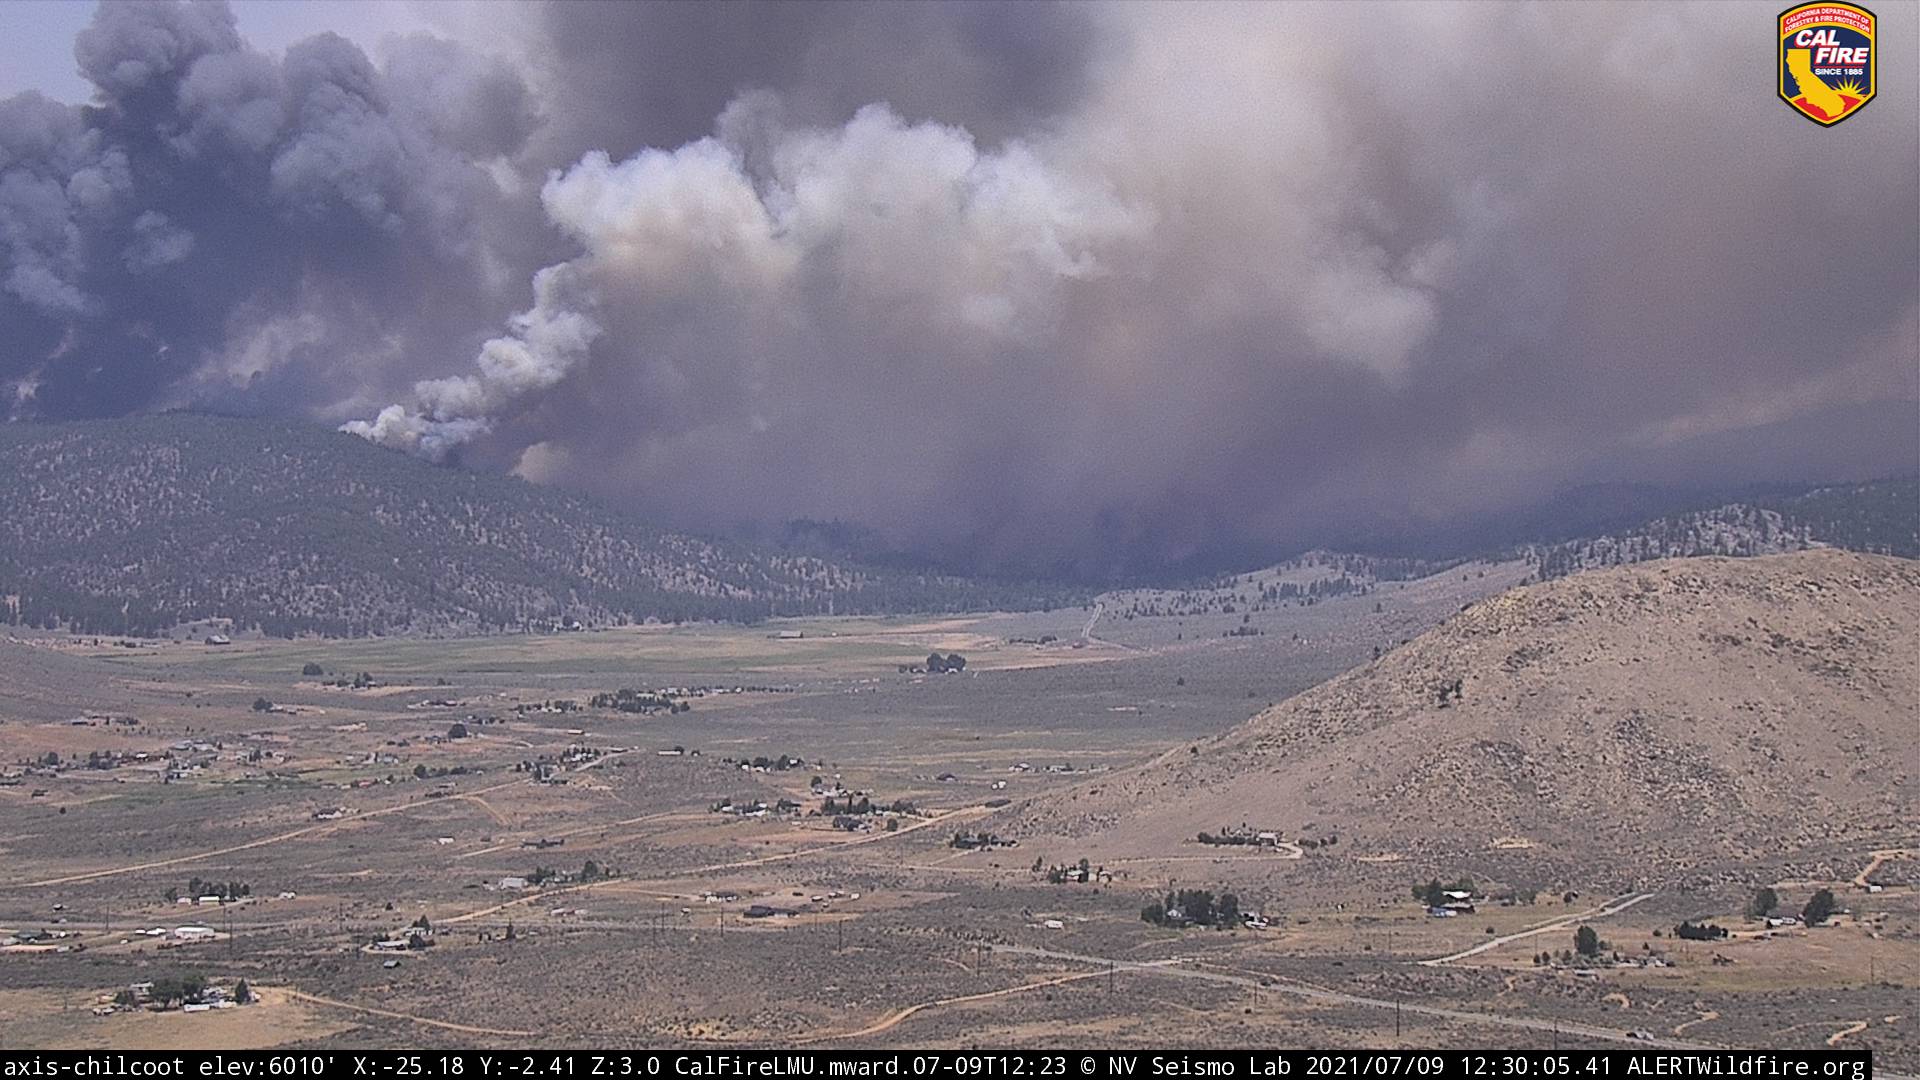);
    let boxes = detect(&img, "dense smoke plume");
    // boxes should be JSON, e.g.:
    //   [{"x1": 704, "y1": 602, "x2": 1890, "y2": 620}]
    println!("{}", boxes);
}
[
  {"x1": 5, "y1": 1, "x2": 1916, "y2": 574},
  {"x1": 0, "y1": 0, "x2": 544, "y2": 423}
]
